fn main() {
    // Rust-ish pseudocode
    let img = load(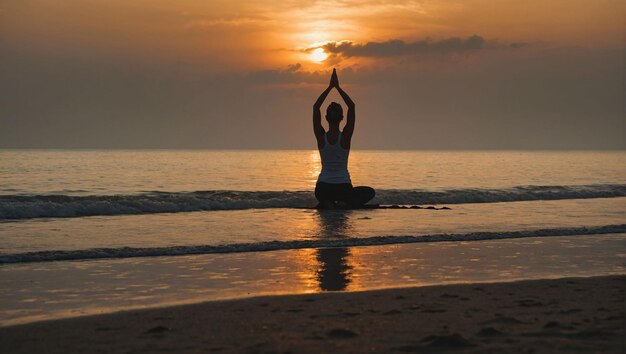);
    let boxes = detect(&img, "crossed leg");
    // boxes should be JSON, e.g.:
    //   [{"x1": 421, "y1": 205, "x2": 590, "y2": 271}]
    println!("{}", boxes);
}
[{"x1": 347, "y1": 186, "x2": 375, "y2": 207}]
